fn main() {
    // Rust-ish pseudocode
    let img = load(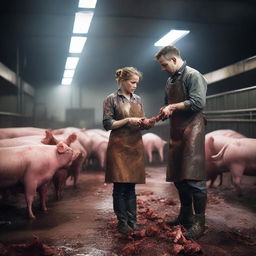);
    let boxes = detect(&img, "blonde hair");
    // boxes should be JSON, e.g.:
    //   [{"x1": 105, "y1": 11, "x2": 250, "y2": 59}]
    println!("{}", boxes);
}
[{"x1": 115, "y1": 67, "x2": 142, "y2": 86}]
